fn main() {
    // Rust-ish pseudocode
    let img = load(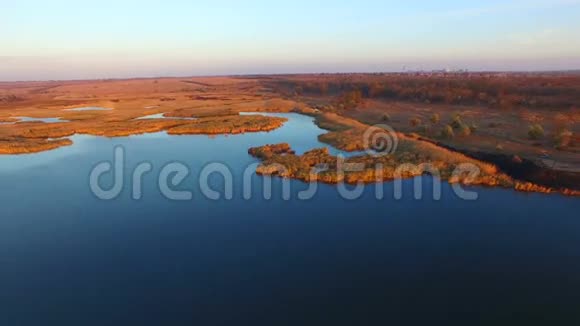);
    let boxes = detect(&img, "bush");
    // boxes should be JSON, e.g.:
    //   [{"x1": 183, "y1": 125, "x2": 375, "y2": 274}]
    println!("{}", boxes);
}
[
  {"x1": 441, "y1": 125, "x2": 455, "y2": 139},
  {"x1": 554, "y1": 129, "x2": 573, "y2": 148},
  {"x1": 460, "y1": 125, "x2": 472, "y2": 136},
  {"x1": 451, "y1": 115, "x2": 463, "y2": 129},
  {"x1": 382, "y1": 113, "x2": 391, "y2": 122},
  {"x1": 430, "y1": 113, "x2": 440, "y2": 124},
  {"x1": 410, "y1": 117, "x2": 422, "y2": 127},
  {"x1": 470, "y1": 123, "x2": 478, "y2": 133},
  {"x1": 528, "y1": 124, "x2": 545, "y2": 140},
  {"x1": 337, "y1": 90, "x2": 363, "y2": 110}
]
